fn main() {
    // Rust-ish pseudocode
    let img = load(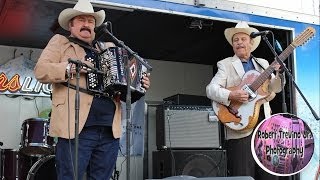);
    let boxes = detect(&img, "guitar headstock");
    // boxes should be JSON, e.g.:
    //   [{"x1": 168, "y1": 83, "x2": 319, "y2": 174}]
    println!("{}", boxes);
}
[{"x1": 292, "y1": 27, "x2": 316, "y2": 47}]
